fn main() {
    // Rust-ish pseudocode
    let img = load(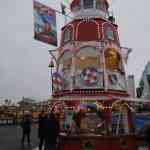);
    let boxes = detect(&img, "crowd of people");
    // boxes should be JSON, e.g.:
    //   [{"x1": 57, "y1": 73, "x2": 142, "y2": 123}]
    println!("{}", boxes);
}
[{"x1": 20, "y1": 111, "x2": 60, "y2": 150}]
